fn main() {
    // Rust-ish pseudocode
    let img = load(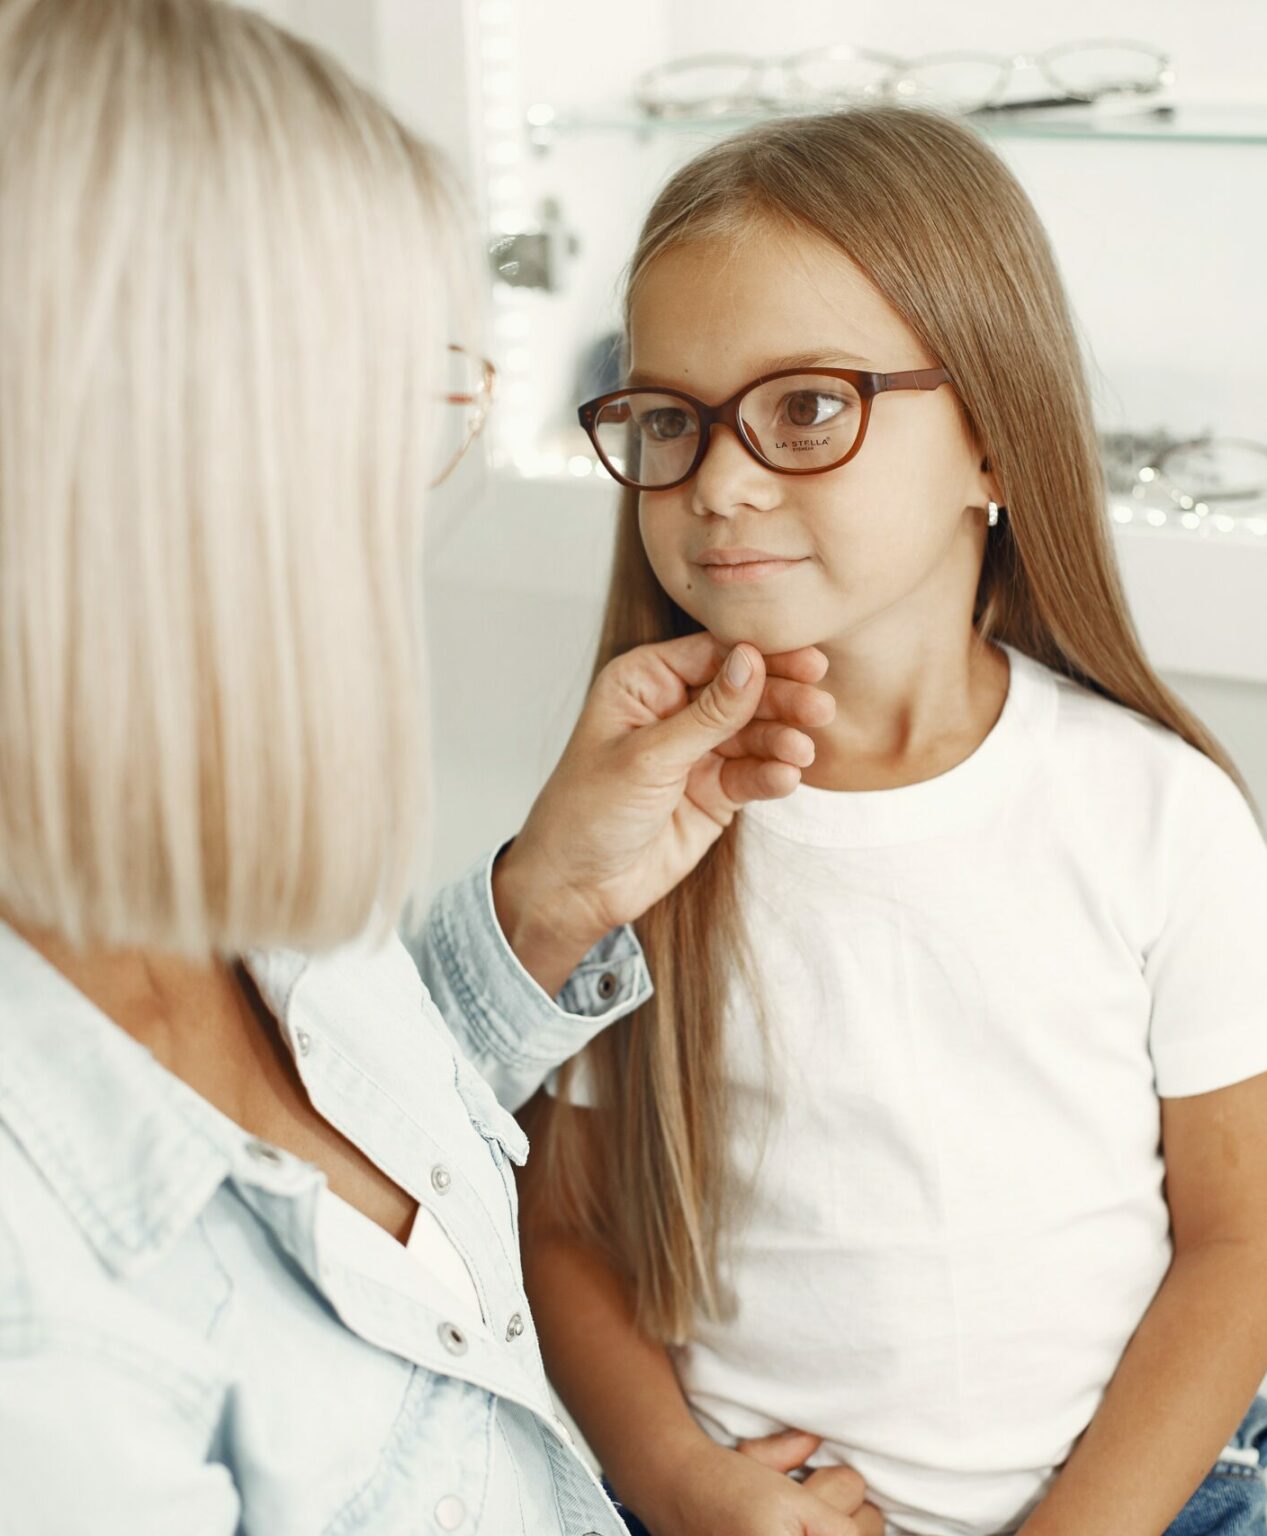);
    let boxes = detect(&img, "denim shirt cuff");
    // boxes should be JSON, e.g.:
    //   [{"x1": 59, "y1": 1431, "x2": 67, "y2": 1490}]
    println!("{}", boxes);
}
[{"x1": 428, "y1": 843, "x2": 652, "y2": 1073}]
